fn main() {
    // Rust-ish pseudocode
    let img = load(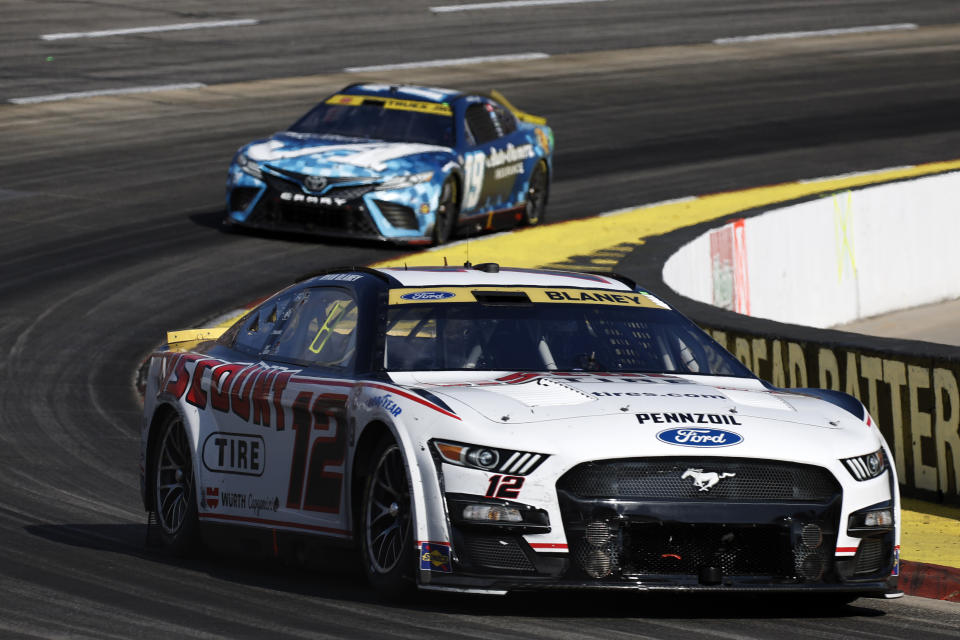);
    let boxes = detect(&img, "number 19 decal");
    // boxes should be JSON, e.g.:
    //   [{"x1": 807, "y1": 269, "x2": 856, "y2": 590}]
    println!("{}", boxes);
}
[
  {"x1": 462, "y1": 151, "x2": 485, "y2": 210},
  {"x1": 485, "y1": 474, "x2": 524, "y2": 499}
]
